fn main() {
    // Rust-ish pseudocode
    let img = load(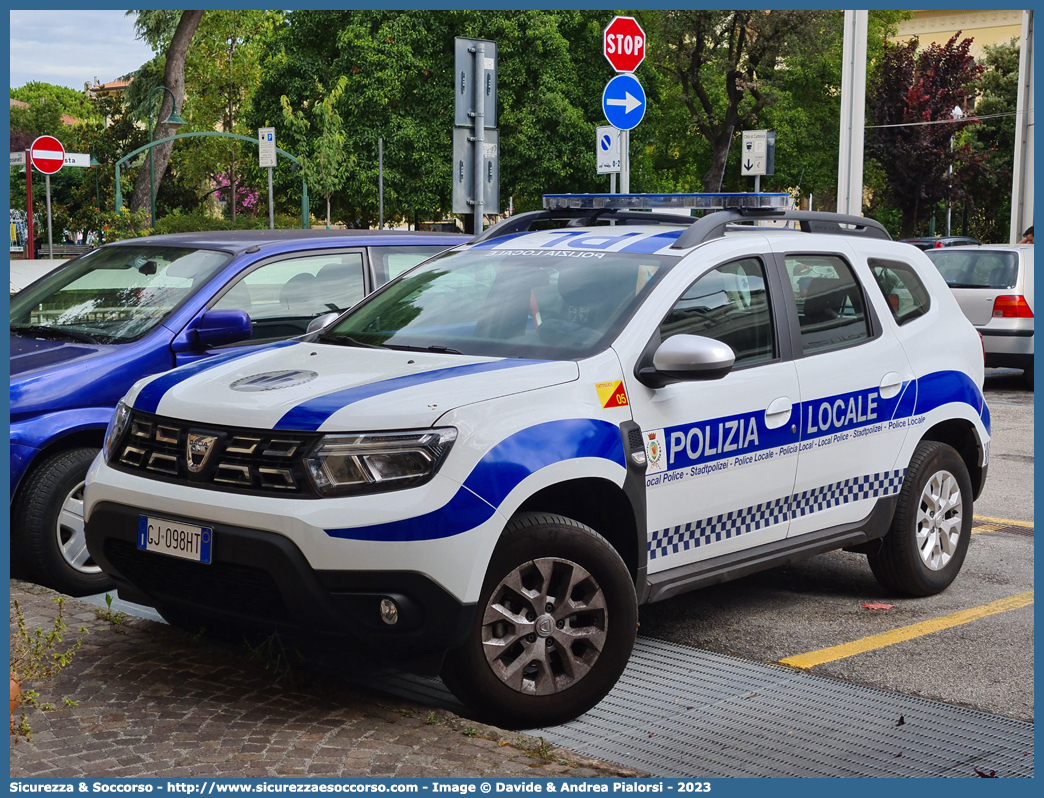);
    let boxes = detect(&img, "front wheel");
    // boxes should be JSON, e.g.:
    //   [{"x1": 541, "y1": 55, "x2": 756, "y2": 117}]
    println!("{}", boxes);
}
[
  {"x1": 441, "y1": 513, "x2": 637, "y2": 729},
  {"x1": 868, "y1": 441, "x2": 973, "y2": 597},
  {"x1": 12, "y1": 447, "x2": 114, "y2": 597}
]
